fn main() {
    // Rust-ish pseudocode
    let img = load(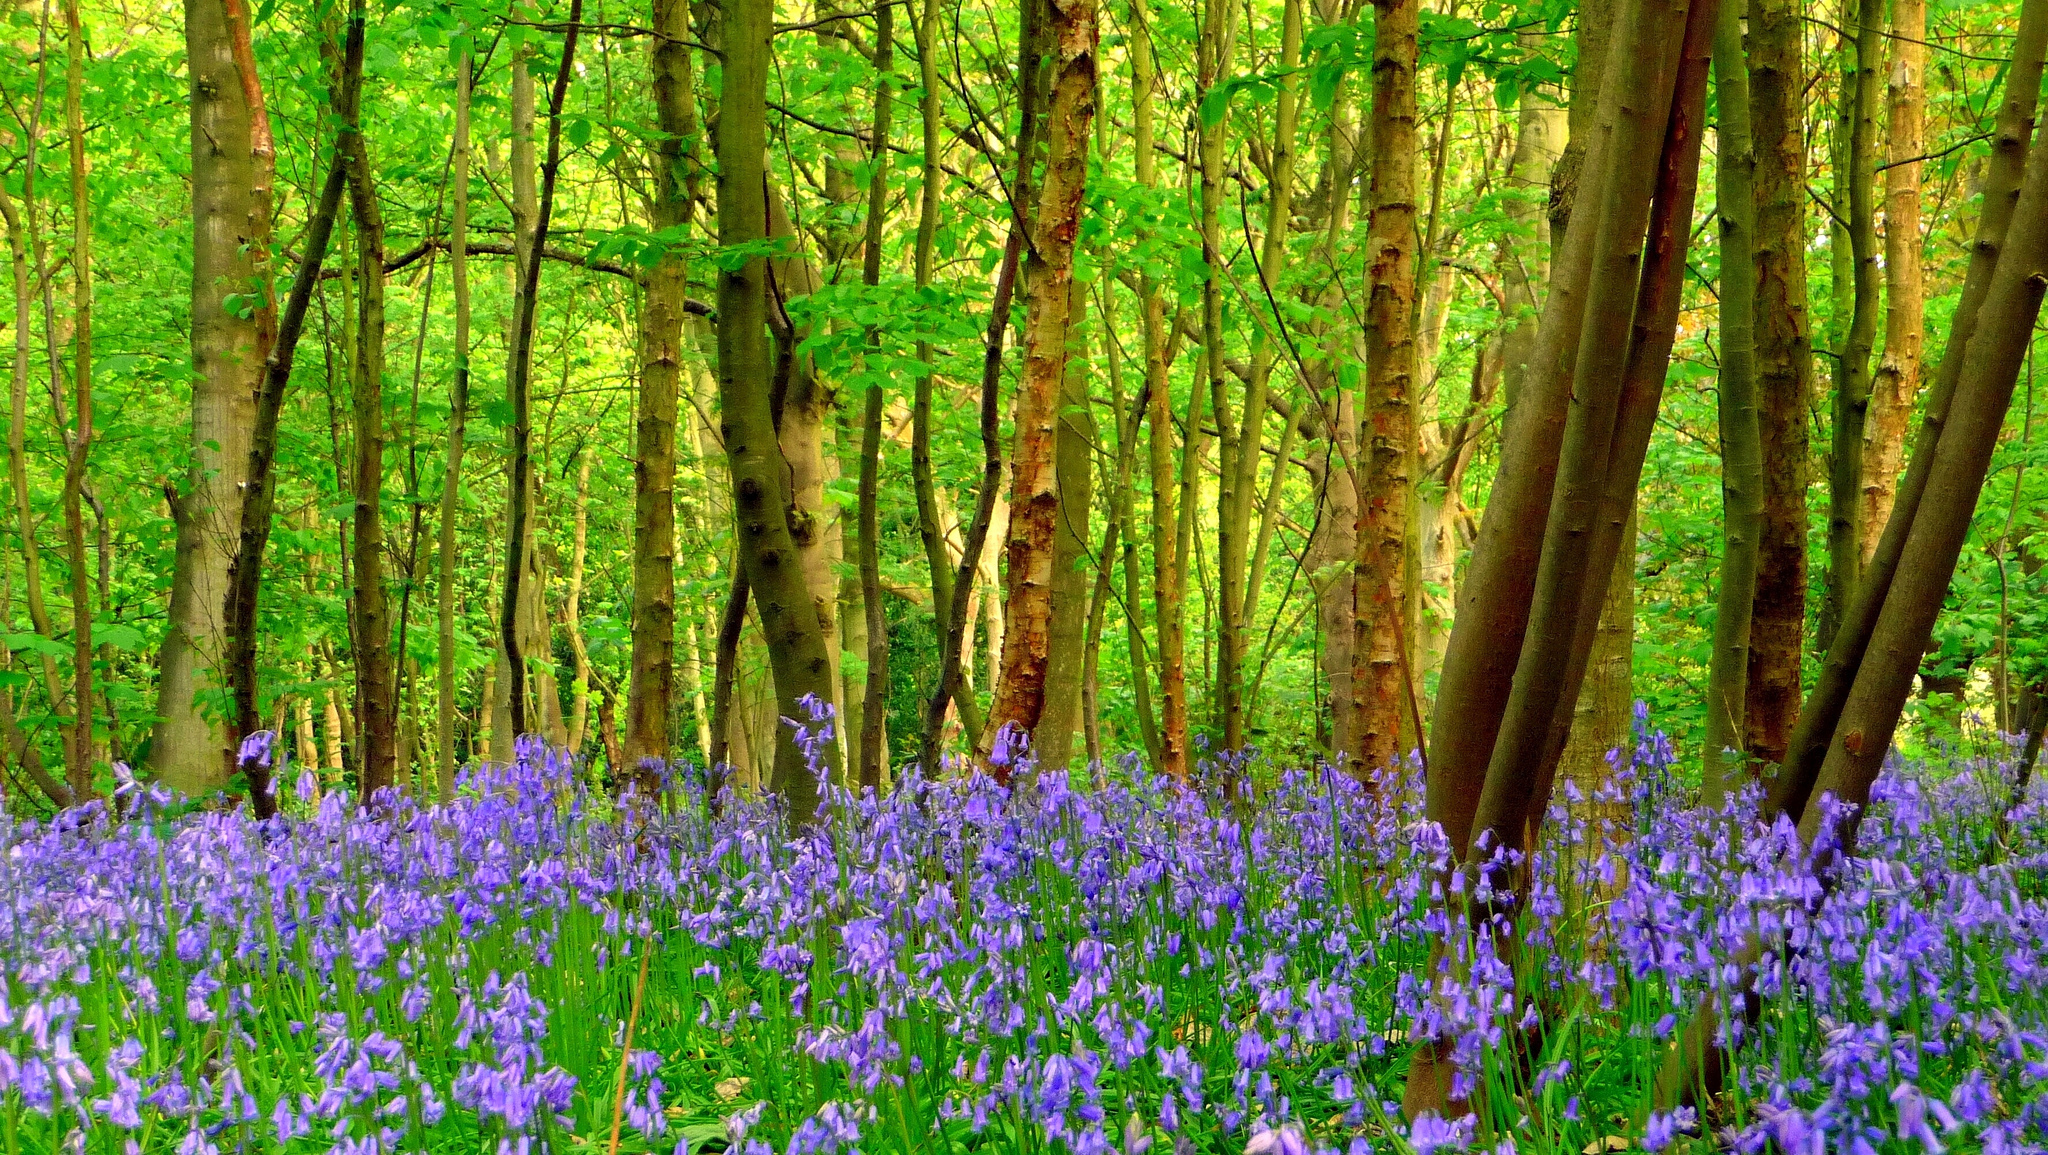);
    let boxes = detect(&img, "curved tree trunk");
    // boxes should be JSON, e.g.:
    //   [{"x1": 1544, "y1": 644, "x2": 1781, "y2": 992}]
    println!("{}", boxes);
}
[{"x1": 716, "y1": 0, "x2": 840, "y2": 814}]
